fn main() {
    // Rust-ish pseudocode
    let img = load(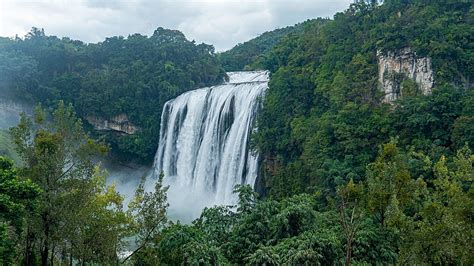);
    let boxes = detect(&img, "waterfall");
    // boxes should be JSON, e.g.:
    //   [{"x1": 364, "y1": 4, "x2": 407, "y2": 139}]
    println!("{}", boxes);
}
[{"x1": 151, "y1": 71, "x2": 268, "y2": 221}]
